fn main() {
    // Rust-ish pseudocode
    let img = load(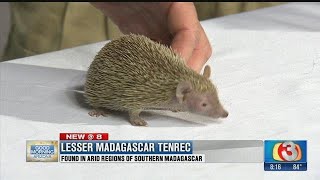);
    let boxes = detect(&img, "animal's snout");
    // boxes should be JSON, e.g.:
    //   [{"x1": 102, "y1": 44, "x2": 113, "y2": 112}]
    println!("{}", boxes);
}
[
  {"x1": 209, "y1": 108, "x2": 229, "y2": 119},
  {"x1": 221, "y1": 110, "x2": 229, "y2": 118},
  {"x1": 218, "y1": 108, "x2": 228, "y2": 118}
]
